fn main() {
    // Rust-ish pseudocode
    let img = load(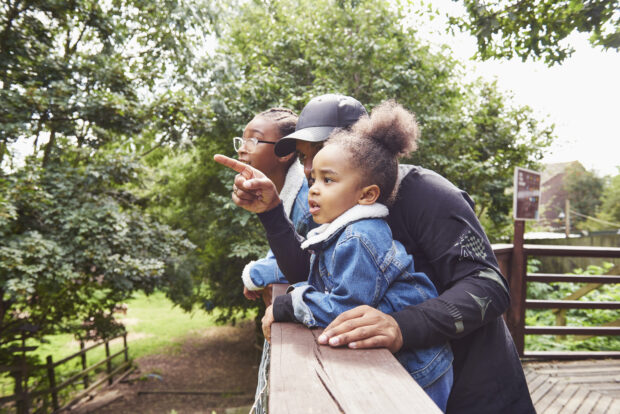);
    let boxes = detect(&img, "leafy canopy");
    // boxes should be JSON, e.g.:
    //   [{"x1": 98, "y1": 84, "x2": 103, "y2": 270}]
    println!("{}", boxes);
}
[{"x1": 450, "y1": 0, "x2": 620, "y2": 65}]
